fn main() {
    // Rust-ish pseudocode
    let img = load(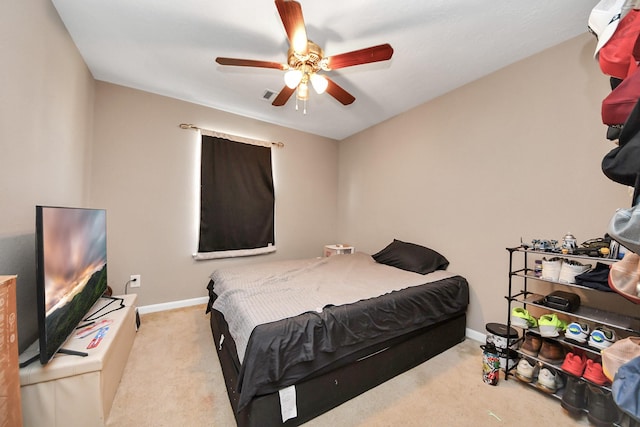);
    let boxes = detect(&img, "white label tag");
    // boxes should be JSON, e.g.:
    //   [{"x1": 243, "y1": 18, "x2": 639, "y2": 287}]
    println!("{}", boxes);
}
[{"x1": 279, "y1": 385, "x2": 297, "y2": 423}]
